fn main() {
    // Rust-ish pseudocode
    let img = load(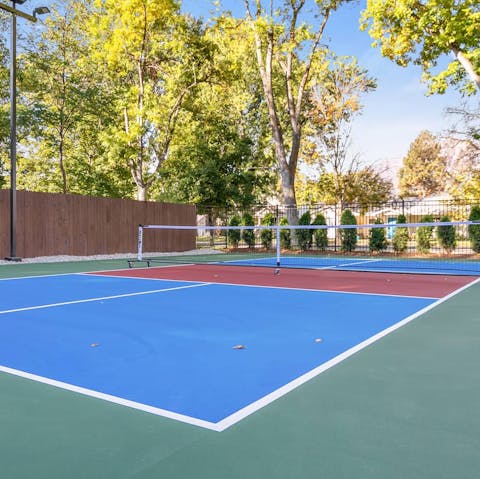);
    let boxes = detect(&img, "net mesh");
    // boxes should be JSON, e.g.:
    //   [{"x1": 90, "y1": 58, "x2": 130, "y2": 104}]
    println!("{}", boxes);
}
[{"x1": 130, "y1": 221, "x2": 480, "y2": 275}]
